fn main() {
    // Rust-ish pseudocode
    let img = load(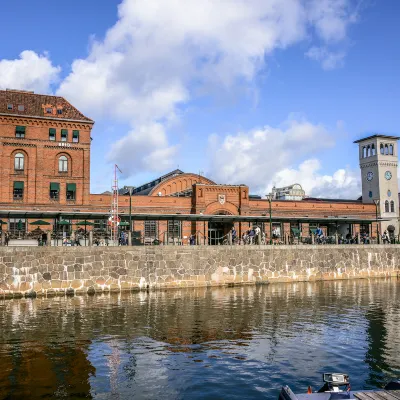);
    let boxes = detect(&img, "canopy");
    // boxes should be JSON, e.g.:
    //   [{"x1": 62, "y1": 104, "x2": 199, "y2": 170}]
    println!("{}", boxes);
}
[
  {"x1": 75, "y1": 221, "x2": 94, "y2": 226},
  {"x1": 57, "y1": 220, "x2": 71, "y2": 225},
  {"x1": 30, "y1": 220, "x2": 51, "y2": 226}
]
